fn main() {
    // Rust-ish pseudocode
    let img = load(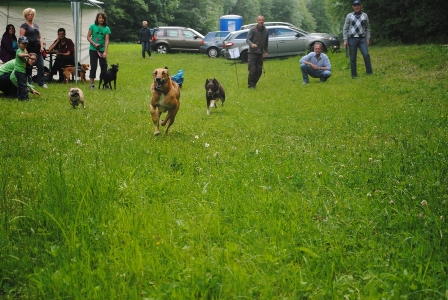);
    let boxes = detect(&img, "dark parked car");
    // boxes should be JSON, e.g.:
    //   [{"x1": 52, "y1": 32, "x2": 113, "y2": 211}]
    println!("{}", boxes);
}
[
  {"x1": 221, "y1": 25, "x2": 340, "y2": 63},
  {"x1": 200, "y1": 31, "x2": 230, "y2": 58},
  {"x1": 151, "y1": 26, "x2": 204, "y2": 53}
]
